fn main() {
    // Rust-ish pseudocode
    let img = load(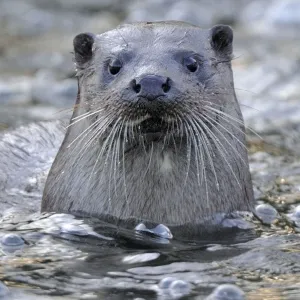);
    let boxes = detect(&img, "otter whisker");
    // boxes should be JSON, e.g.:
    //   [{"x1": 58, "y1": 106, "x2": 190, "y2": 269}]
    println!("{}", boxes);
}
[
  {"x1": 185, "y1": 119, "x2": 213, "y2": 208},
  {"x1": 68, "y1": 99, "x2": 118, "y2": 152},
  {"x1": 190, "y1": 120, "x2": 206, "y2": 187},
  {"x1": 120, "y1": 122, "x2": 129, "y2": 220},
  {"x1": 201, "y1": 112, "x2": 248, "y2": 151},
  {"x1": 108, "y1": 118, "x2": 123, "y2": 201},
  {"x1": 204, "y1": 106, "x2": 262, "y2": 139},
  {"x1": 200, "y1": 97, "x2": 260, "y2": 113},
  {"x1": 103, "y1": 120, "x2": 123, "y2": 210},
  {"x1": 67, "y1": 117, "x2": 111, "y2": 165},
  {"x1": 162, "y1": 134, "x2": 168, "y2": 151},
  {"x1": 67, "y1": 115, "x2": 105, "y2": 149},
  {"x1": 182, "y1": 124, "x2": 192, "y2": 188},
  {"x1": 142, "y1": 140, "x2": 154, "y2": 180},
  {"x1": 71, "y1": 110, "x2": 92, "y2": 120},
  {"x1": 67, "y1": 108, "x2": 104, "y2": 128},
  {"x1": 75, "y1": 114, "x2": 115, "y2": 159},
  {"x1": 164, "y1": 117, "x2": 171, "y2": 149},
  {"x1": 203, "y1": 106, "x2": 248, "y2": 138},
  {"x1": 199, "y1": 113, "x2": 248, "y2": 167},
  {"x1": 169, "y1": 116, "x2": 178, "y2": 154},
  {"x1": 113, "y1": 117, "x2": 130, "y2": 226},
  {"x1": 176, "y1": 114, "x2": 185, "y2": 149},
  {"x1": 185, "y1": 109, "x2": 219, "y2": 192},
  {"x1": 102, "y1": 119, "x2": 123, "y2": 172},
  {"x1": 113, "y1": 119, "x2": 124, "y2": 198},
  {"x1": 107, "y1": 118, "x2": 124, "y2": 211},
  {"x1": 107, "y1": 137, "x2": 116, "y2": 207},
  {"x1": 124, "y1": 114, "x2": 151, "y2": 126},
  {"x1": 187, "y1": 118, "x2": 210, "y2": 206},
  {"x1": 88, "y1": 117, "x2": 122, "y2": 184},
  {"x1": 193, "y1": 114, "x2": 242, "y2": 189},
  {"x1": 71, "y1": 109, "x2": 103, "y2": 121}
]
